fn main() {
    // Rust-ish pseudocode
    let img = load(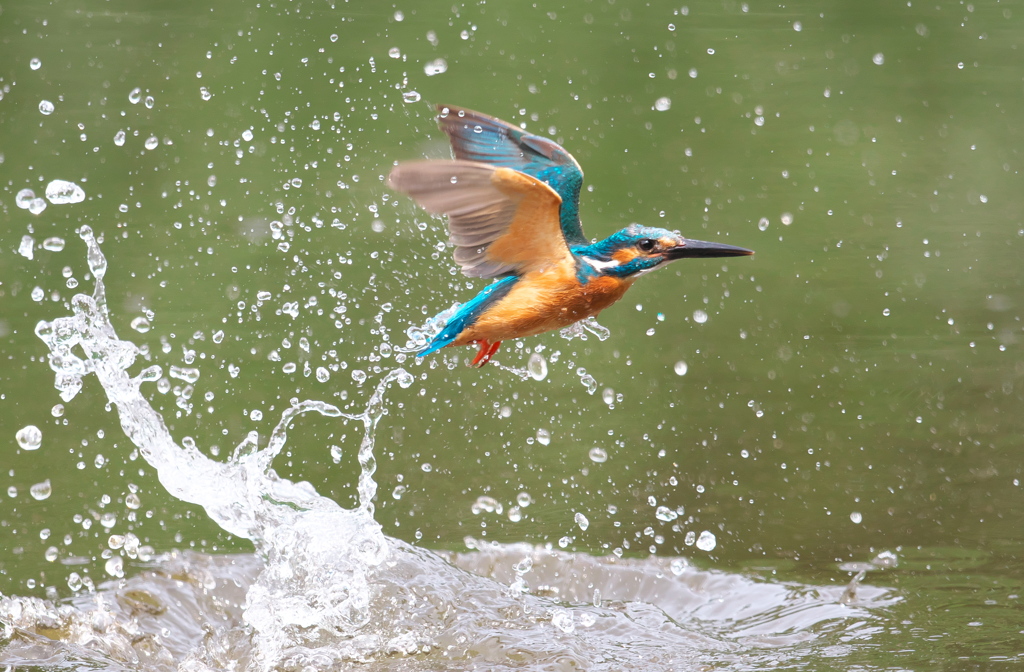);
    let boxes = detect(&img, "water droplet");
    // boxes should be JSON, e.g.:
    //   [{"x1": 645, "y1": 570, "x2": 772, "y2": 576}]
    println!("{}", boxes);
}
[
  {"x1": 424, "y1": 58, "x2": 448, "y2": 76},
  {"x1": 28, "y1": 198, "x2": 47, "y2": 215},
  {"x1": 781, "y1": 212, "x2": 794, "y2": 225},
  {"x1": 242, "y1": 129, "x2": 254, "y2": 142},
  {"x1": 125, "y1": 493, "x2": 142, "y2": 509},
  {"x1": 114, "y1": 129, "x2": 126, "y2": 146},
  {"x1": 316, "y1": 366, "x2": 330, "y2": 382},
  {"x1": 127, "y1": 316, "x2": 153, "y2": 335},
  {"x1": 67, "y1": 572, "x2": 83, "y2": 591},
  {"x1": 39, "y1": 100, "x2": 54, "y2": 115},
  {"x1": 170, "y1": 366, "x2": 200, "y2": 384},
  {"x1": 577, "y1": 368, "x2": 598, "y2": 394},
  {"x1": 16, "y1": 189, "x2": 36, "y2": 209},
  {"x1": 30, "y1": 58, "x2": 42, "y2": 70},
  {"x1": 393, "y1": 10, "x2": 404, "y2": 21},
  {"x1": 249, "y1": 409, "x2": 263, "y2": 421},
  {"x1": 104, "y1": 556, "x2": 124, "y2": 577},
  {"x1": 758, "y1": 217, "x2": 770, "y2": 231},
  {"x1": 674, "y1": 360, "x2": 689, "y2": 376},
  {"x1": 128, "y1": 87, "x2": 142, "y2": 104},
  {"x1": 200, "y1": 86, "x2": 212, "y2": 101},
  {"x1": 536, "y1": 428, "x2": 551, "y2": 446},
  {"x1": 396, "y1": 370, "x2": 415, "y2": 389},
  {"x1": 516, "y1": 492, "x2": 533, "y2": 507},
  {"x1": 696, "y1": 530, "x2": 717, "y2": 551},
  {"x1": 688, "y1": 67, "x2": 698, "y2": 78},
  {"x1": 18, "y1": 235, "x2": 35, "y2": 260},
  {"x1": 654, "y1": 96, "x2": 672, "y2": 111},
  {"x1": 655, "y1": 505, "x2": 677, "y2": 522},
  {"x1": 402, "y1": 90, "x2": 422, "y2": 103},
  {"x1": 388, "y1": 47, "x2": 402, "y2": 58},
  {"x1": 527, "y1": 352, "x2": 548, "y2": 380},
  {"x1": 16, "y1": 425, "x2": 42, "y2": 451},
  {"x1": 45, "y1": 180, "x2": 86, "y2": 205},
  {"x1": 574, "y1": 512, "x2": 589, "y2": 531},
  {"x1": 30, "y1": 479, "x2": 51, "y2": 501},
  {"x1": 602, "y1": 387, "x2": 615, "y2": 405},
  {"x1": 471, "y1": 495, "x2": 503, "y2": 515},
  {"x1": 692, "y1": 310, "x2": 708, "y2": 324},
  {"x1": 42, "y1": 237, "x2": 65, "y2": 251},
  {"x1": 850, "y1": 511, "x2": 863, "y2": 524},
  {"x1": 144, "y1": 135, "x2": 159, "y2": 150},
  {"x1": 588, "y1": 447, "x2": 608, "y2": 463},
  {"x1": 872, "y1": 52, "x2": 885, "y2": 65}
]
